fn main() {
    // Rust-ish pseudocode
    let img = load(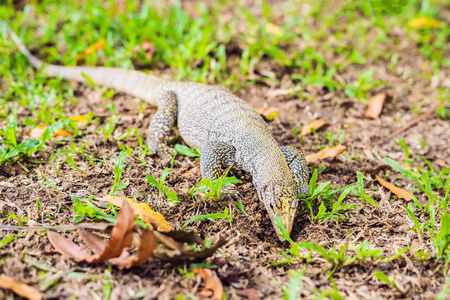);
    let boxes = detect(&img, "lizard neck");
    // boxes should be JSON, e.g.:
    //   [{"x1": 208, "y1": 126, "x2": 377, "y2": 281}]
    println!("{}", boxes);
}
[{"x1": 243, "y1": 142, "x2": 293, "y2": 190}]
